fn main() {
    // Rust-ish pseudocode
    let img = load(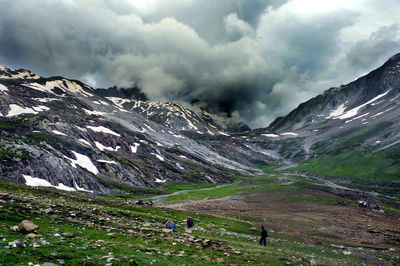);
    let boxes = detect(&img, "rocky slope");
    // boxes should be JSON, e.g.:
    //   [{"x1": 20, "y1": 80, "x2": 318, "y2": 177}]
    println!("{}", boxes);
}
[
  {"x1": 0, "y1": 65, "x2": 281, "y2": 193},
  {"x1": 250, "y1": 52, "x2": 400, "y2": 160}
]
